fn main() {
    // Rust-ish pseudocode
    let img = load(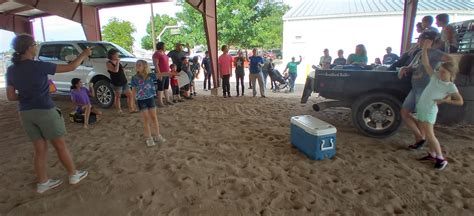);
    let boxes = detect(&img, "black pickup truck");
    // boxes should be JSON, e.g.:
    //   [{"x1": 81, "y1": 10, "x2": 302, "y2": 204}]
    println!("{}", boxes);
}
[
  {"x1": 302, "y1": 19, "x2": 474, "y2": 138},
  {"x1": 302, "y1": 69, "x2": 411, "y2": 138}
]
